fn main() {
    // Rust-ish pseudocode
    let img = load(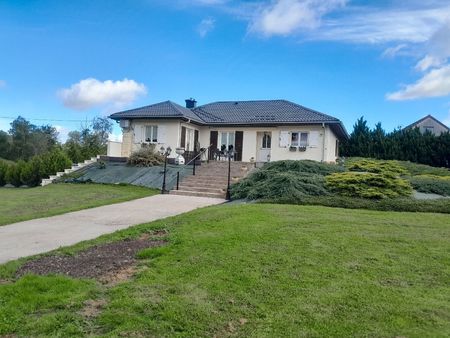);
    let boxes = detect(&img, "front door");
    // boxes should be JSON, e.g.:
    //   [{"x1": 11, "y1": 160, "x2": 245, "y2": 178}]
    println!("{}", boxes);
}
[{"x1": 257, "y1": 132, "x2": 272, "y2": 162}]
